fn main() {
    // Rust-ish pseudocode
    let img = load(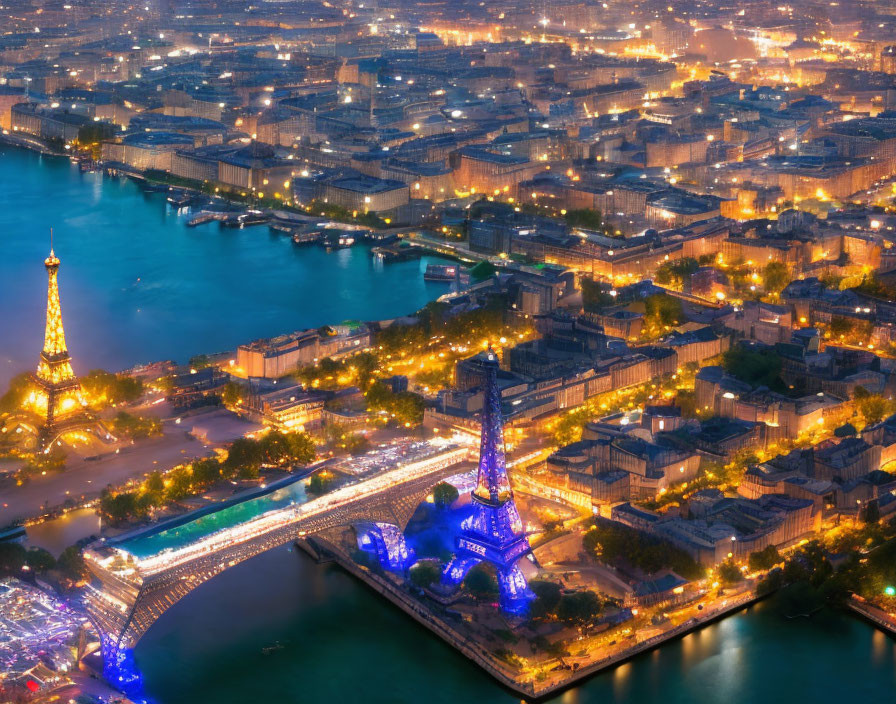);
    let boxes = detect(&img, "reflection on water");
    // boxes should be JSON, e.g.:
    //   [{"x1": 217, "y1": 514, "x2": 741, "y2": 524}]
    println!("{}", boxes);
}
[
  {"x1": 873, "y1": 629, "x2": 887, "y2": 664},
  {"x1": 0, "y1": 147, "x2": 454, "y2": 388},
  {"x1": 611, "y1": 660, "x2": 631, "y2": 700},
  {"x1": 559, "y1": 688, "x2": 580, "y2": 704},
  {"x1": 26, "y1": 508, "x2": 101, "y2": 556},
  {"x1": 134, "y1": 546, "x2": 896, "y2": 704}
]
